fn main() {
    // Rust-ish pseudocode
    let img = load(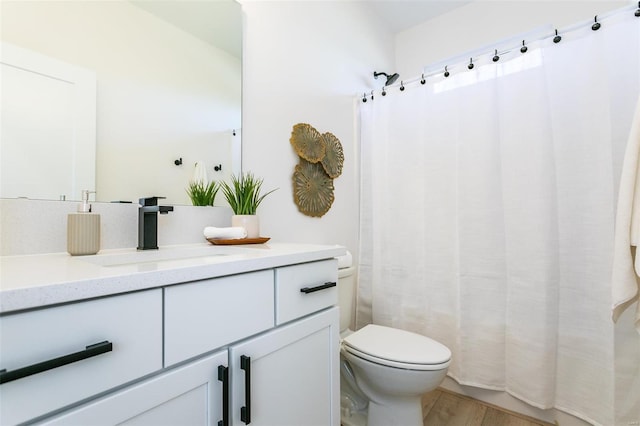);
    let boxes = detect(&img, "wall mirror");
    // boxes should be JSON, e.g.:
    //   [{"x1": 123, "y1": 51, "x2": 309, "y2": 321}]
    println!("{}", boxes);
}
[{"x1": 0, "y1": 0, "x2": 242, "y2": 205}]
